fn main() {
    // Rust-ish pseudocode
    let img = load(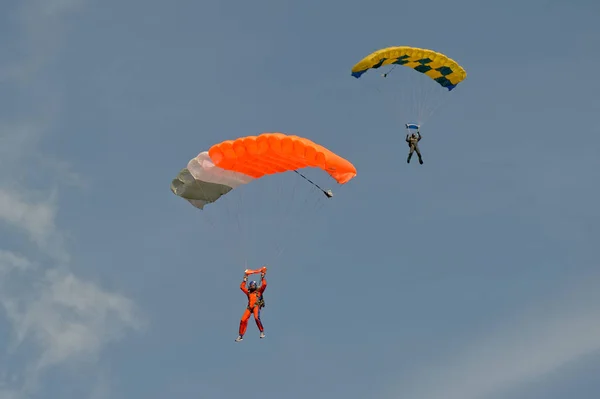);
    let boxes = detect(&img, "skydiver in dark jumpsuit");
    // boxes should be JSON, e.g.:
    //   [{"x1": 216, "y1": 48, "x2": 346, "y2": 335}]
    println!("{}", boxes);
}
[{"x1": 406, "y1": 131, "x2": 423, "y2": 164}]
